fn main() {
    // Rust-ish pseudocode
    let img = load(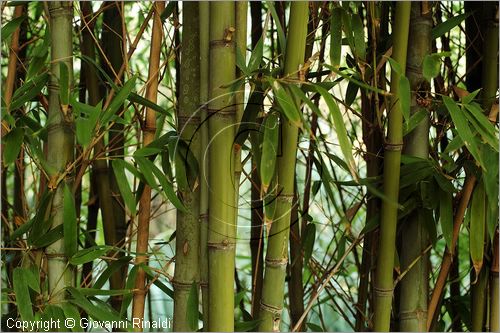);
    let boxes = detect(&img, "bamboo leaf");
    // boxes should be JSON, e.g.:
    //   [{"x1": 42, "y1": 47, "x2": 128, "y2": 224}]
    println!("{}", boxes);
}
[
  {"x1": 345, "y1": 80, "x2": 359, "y2": 107},
  {"x1": 10, "y1": 73, "x2": 49, "y2": 111},
  {"x1": 93, "y1": 256, "x2": 133, "y2": 289},
  {"x1": 128, "y1": 92, "x2": 170, "y2": 116},
  {"x1": 302, "y1": 223, "x2": 316, "y2": 263},
  {"x1": 330, "y1": 8, "x2": 342, "y2": 68},
  {"x1": 431, "y1": 12, "x2": 471, "y2": 40},
  {"x1": 111, "y1": 159, "x2": 137, "y2": 215},
  {"x1": 403, "y1": 109, "x2": 427, "y2": 136},
  {"x1": 272, "y1": 80, "x2": 301, "y2": 126},
  {"x1": 102, "y1": 75, "x2": 137, "y2": 125},
  {"x1": 1, "y1": 15, "x2": 26, "y2": 40},
  {"x1": 235, "y1": 320, "x2": 262, "y2": 332},
  {"x1": 160, "y1": 1, "x2": 176, "y2": 22},
  {"x1": 422, "y1": 54, "x2": 441, "y2": 82},
  {"x1": 470, "y1": 181, "x2": 486, "y2": 279},
  {"x1": 463, "y1": 103, "x2": 498, "y2": 151},
  {"x1": 439, "y1": 190, "x2": 454, "y2": 249},
  {"x1": 75, "y1": 288, "x2": 133, "y2": 296},
  {"x1": 186, "y1": 282, "x2": 199, "y2": 331},
  {"x1": 247, "y1": 36, "x2": 264, "y2": 73},
  {"x1": 3, "y1": 127, "x2": 24, "y2": 165},
  {"x1": 60, "y1": 302, "x2": 84, "y2": 332},
  {"x1": 69, "y1": 246, "x2": 111, "y2": 265},
  {"x1": 120, "y1": 265, "x2": 139, "y2": 317},
  {"x1": 399, "y1": 75, "x2": 411, "y2": 122},
  {"x1": 63, "y1": 183, "x2": 77, "y2": 257},
  {"x1": 352, "y1": 13, "x2": 365, "y2": 60},
  {"x1": 306, "y1": 322, "x2": 324, "y2": 332},
  {"x1": 260, "y1": 111, "x2": 280, "y2": 192},
  {"x1": 13, "y1": 268, "x2": 34, "y2": 322},
  {"x1": 443, "y1": 96, "x2": 484, "y2": 168},
  {"x1": 314, "y1": 85, "x2": 358, "y2": 180},
  {"x1": 31, "y1": 224, "x2": 63, "y2": 248},
  {"x1": 267, "y1": 2, "x2": 286, "y2": 56}
]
